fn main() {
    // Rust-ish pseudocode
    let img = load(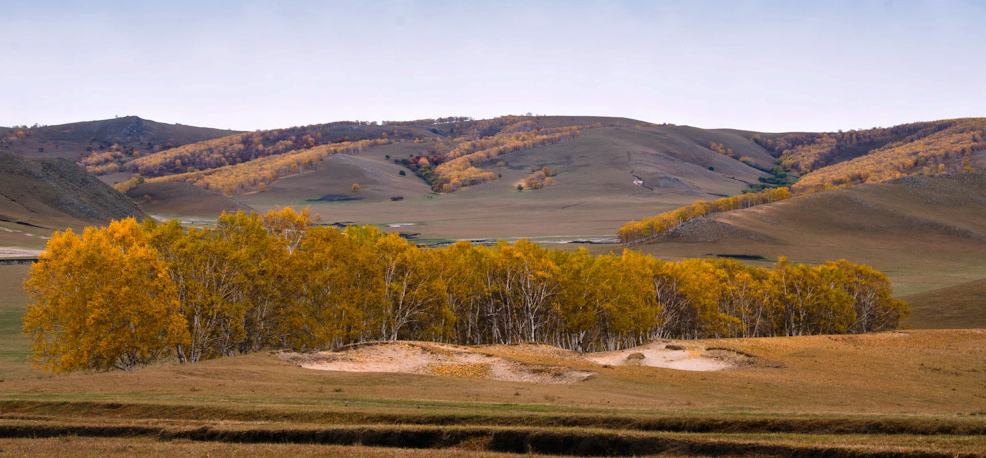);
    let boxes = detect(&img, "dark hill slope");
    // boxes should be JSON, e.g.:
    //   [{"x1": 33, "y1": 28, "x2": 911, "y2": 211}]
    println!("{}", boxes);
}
[
  {"x1": 0, "y1": 151, "x2": 147, "y2": 231},
  {"x1": 902, "y1": 278, "x2": 986, "y2": 329},
  {"x1": 0, "y1": 116, "x2": 240, "y2": 162},
  {"x1": 634, "y1": 173, "x2": 986, "y2": 328}
]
